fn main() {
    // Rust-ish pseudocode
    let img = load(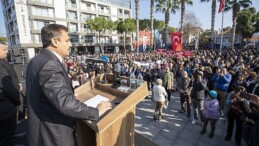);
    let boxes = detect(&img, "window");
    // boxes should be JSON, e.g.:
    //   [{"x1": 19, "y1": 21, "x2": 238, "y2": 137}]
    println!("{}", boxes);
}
[
  {"x1": 70, "y1": 35, "x2": 79, "y2": 43},
  {"x1": 85, "y1": 36, "x2": 93, "y2": 43},
  {"x1": 69, "y1": 23, "x2": 77, "y2": 32},
  {"x1": 81, "y1": 13, "x2": 90, "y2": 21},
  {"x1": 35, "y1": 7, "x2": 52, "y2": 17},
  {"x1": 35, "y1": 21, "x2": 53, "y2": 30},
  {"x1": 67, "y1": 11, "x2": 77, "y2": 20}
]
